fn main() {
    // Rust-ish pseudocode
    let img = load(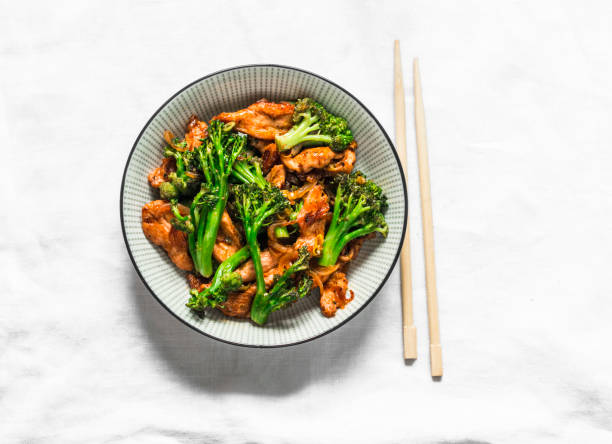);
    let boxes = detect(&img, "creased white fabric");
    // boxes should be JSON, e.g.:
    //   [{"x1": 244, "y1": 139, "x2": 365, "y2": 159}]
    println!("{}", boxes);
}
[{"x1": 2, "y1": 0, "x2": 612, "y2": 442}]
